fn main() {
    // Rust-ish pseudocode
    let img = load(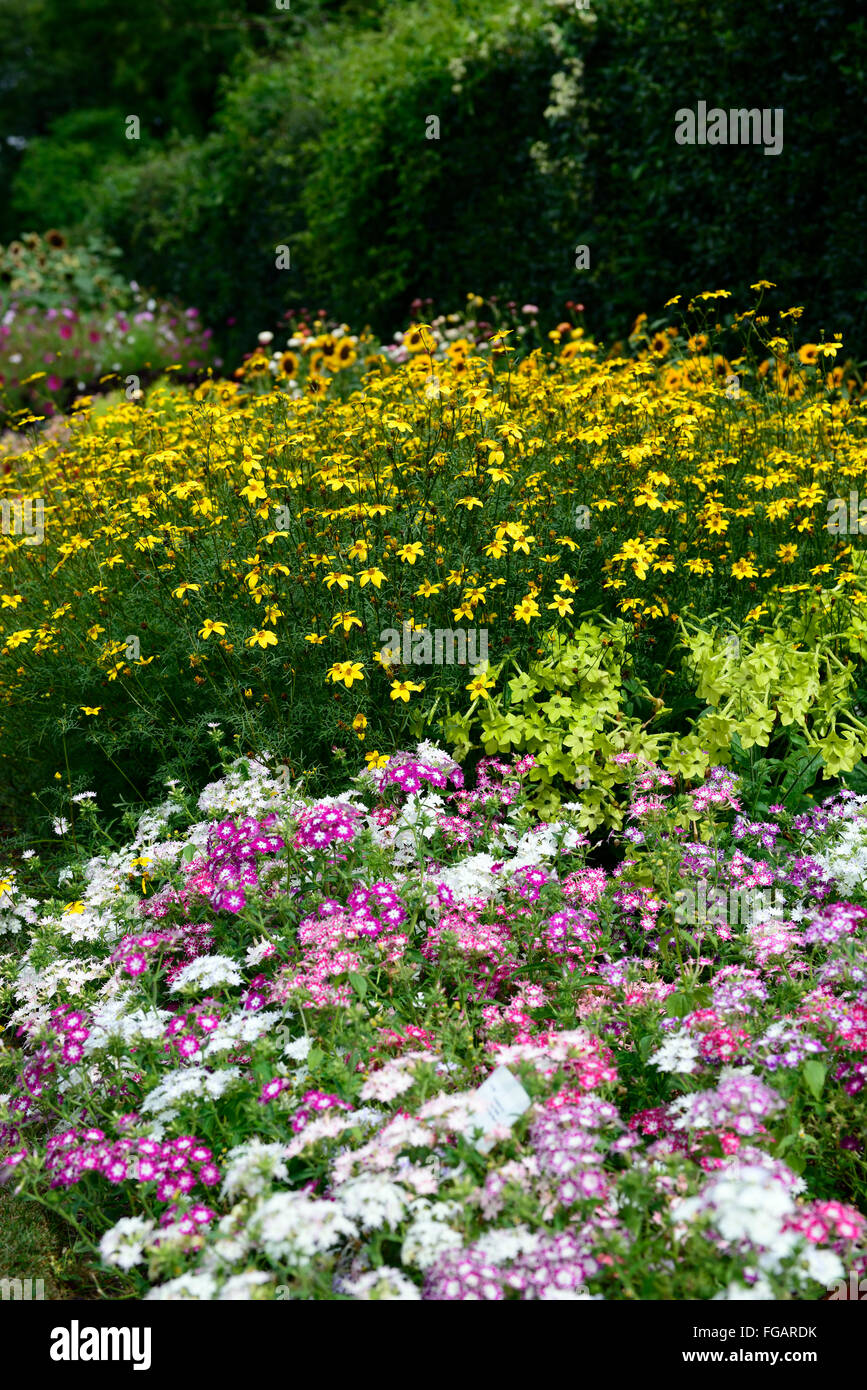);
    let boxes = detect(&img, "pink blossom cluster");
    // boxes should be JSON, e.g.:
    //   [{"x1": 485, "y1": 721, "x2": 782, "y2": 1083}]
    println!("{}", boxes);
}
[{"x1": 45, "y1": 1127, "x2": 221, "y2": 1195}]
